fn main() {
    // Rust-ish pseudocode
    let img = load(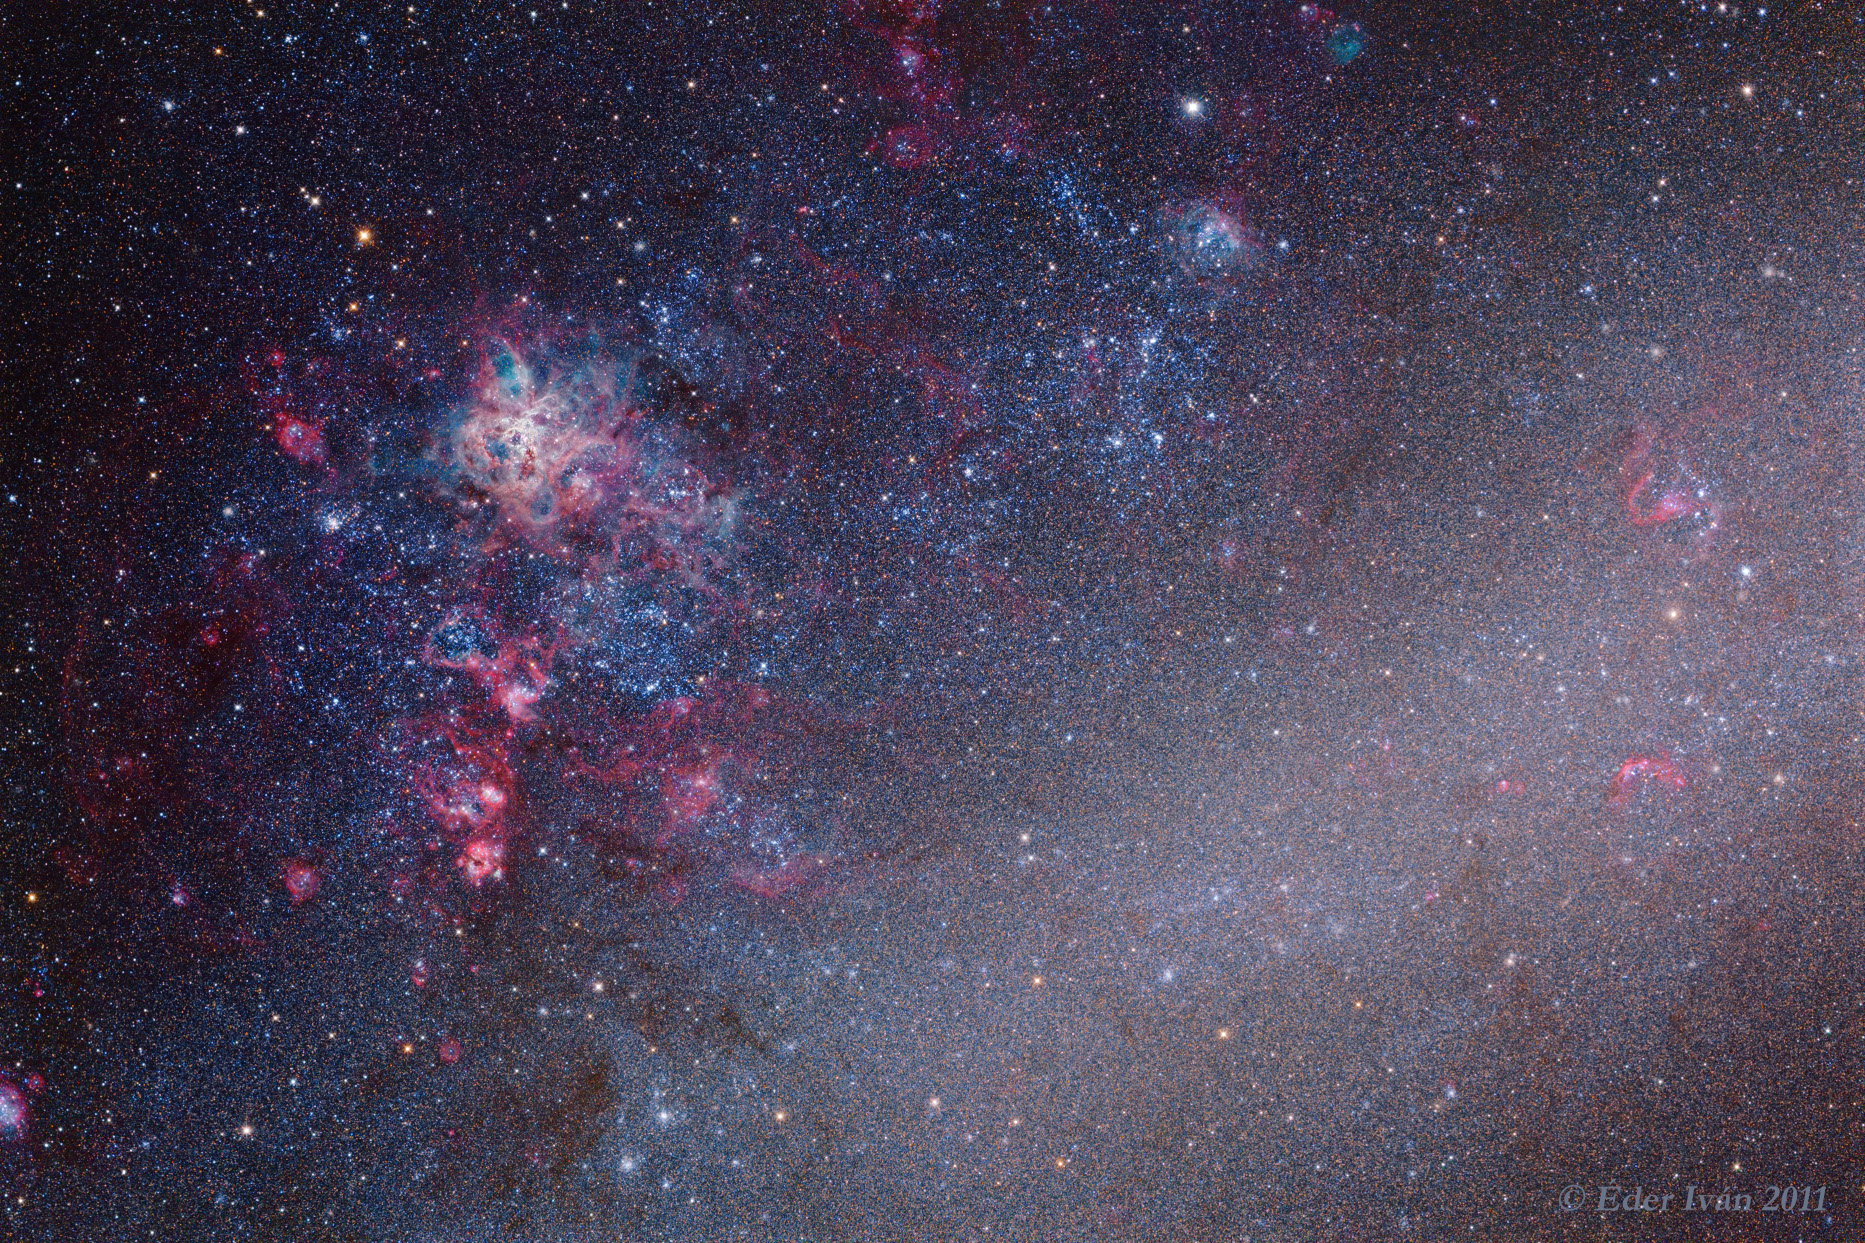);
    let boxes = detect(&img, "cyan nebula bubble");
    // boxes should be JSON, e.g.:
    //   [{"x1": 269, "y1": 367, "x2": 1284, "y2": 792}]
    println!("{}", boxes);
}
[{"x1": 1328, "y1": 21, "x2": 1368, "y2": 64}]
